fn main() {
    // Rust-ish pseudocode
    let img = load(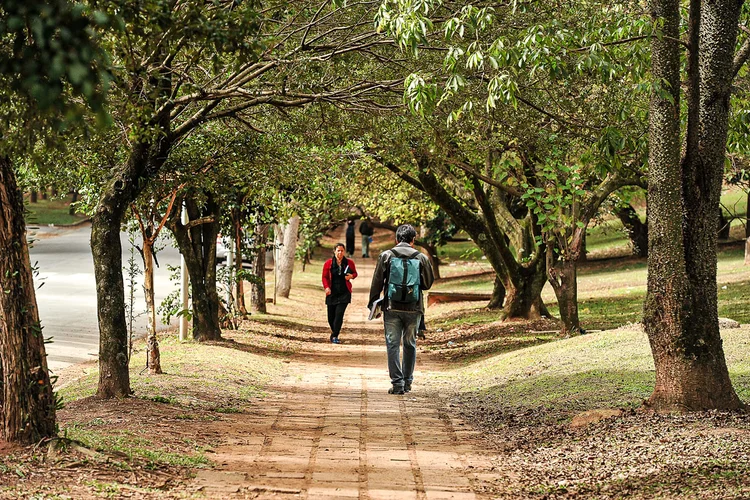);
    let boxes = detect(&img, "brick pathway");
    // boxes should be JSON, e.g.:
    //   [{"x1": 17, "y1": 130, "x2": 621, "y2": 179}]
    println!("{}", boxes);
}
[{"x1": 191, "y1": 256, "x2": 496, "y2": 499}]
